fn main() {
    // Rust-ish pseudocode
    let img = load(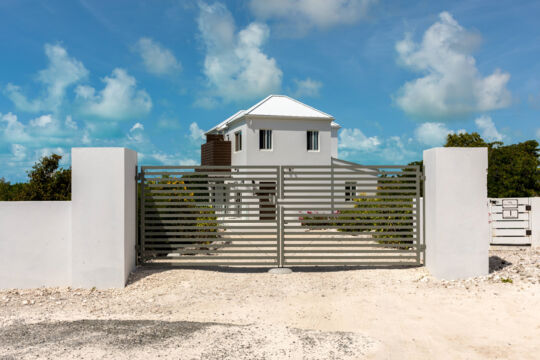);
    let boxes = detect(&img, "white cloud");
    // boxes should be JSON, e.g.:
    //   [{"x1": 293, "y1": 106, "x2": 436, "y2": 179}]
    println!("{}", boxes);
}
[
  {"x1": 135, "y1": 37, "x2": 182, "y2": 75},
  {"x1": 29, "y1": 114, "x2": 54, "y2": 128},
  {"x1": 11, "y1": 144, "x2": 27, "y2": 161},
  {"x1": 76, "y1": 68, "x2": 152, "y2": 119},
  {"x1": 5, "y1": 44, "x2": 88, "y2": 113},
  {"x1": 127, "y1": 122, "x2": 145, "y2": 143},
  {"x1": 339, "y1": 128, "x2": 380, "y2": 151},
  {"x1": 179, "y1": 159, "x2": 198, "y2": 166},
  {"x1": 293, "y1": 78, "x2": 322, "y2": 97},
  {"x1": 249, "y1": 0, "x2": 376, "y2": 32},
  {"x1": 395, "y1": 12, "x2": 511, "y2": 119},
  {"x1": 197, "y1": 2, "x2": 282, "y2": 102},
  {"x1": 0, "y1": 112, "x2": 30, "y2": 143},
  {"x1": 65, "y1": 115, "x2": 78, "y2": 130},
  {"x1": 379, "y1": 136, "x2": 418, "y2": 163},
  {"x1": 414, "y1": 122, "x2": 465, "y2": 146},
  {"x1": 474, "y1": 115, "x2": 503, "y2": 141},
  {"x1": 189, "y1": 122, "x2": 205, "y2": 142},
  {"x1": 146, "y1": 152, "x2": 197, "y2": 166}
]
